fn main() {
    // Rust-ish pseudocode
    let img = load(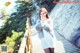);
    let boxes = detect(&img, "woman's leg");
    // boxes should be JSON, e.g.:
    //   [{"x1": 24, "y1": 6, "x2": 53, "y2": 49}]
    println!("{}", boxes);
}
[
  {"x1": 49, "y1": 48, "x2": 54, "y2": 53},
  {"x1": 44, "y1": 48, "x2": 50, "y2": 53}
]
